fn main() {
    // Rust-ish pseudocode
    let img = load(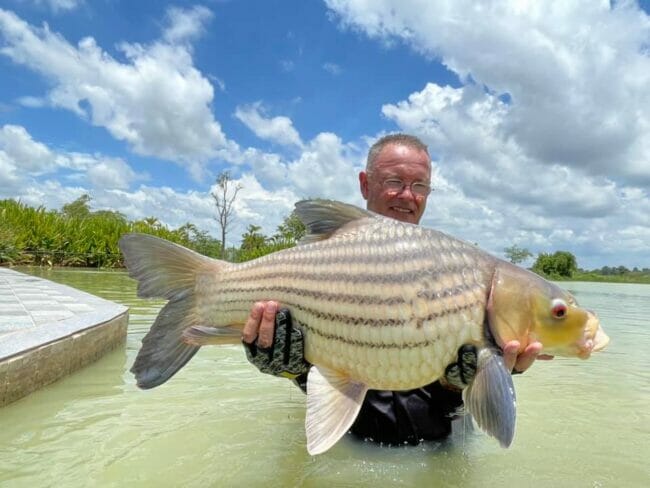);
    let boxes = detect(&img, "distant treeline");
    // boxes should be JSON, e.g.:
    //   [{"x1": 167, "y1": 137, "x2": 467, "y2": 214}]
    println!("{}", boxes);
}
[
  {"x1": 571, "y1": 269, "x2": 650, "y2": 284},
  {"x1": 2, "y1": 197, "x2": 647, "y2": 284},
  {"x1": 505, "y1": 246, "x2": 650, "y2": 284},
  {"x1": 0, "y1": 196, "x2": 304, "y2": 268}
]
